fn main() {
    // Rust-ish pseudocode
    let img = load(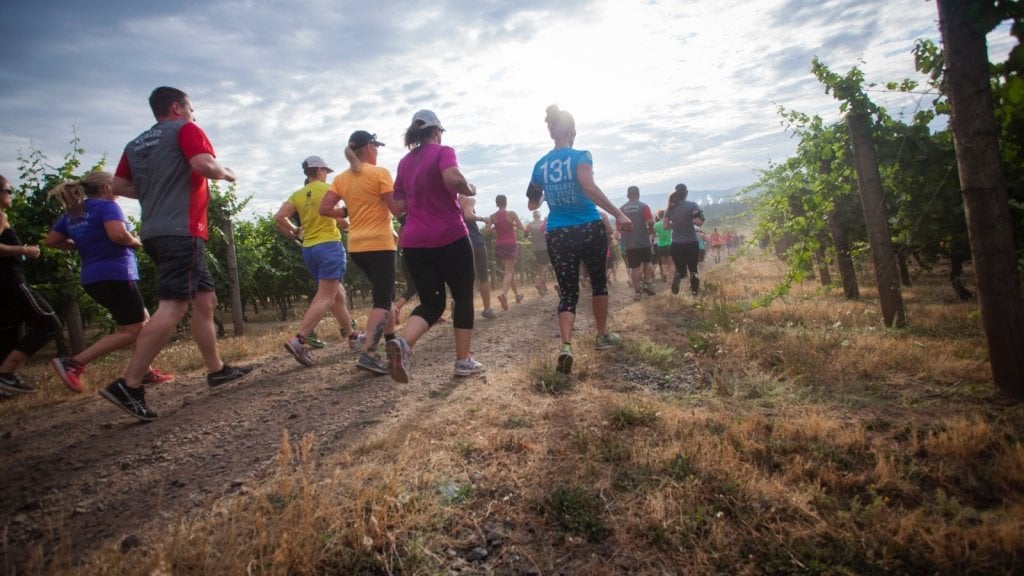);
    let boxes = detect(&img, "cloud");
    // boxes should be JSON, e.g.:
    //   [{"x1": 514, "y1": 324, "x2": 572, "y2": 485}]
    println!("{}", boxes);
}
[{"x1": 1, "y1": 0, "x2": 980, "y2": 224}]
